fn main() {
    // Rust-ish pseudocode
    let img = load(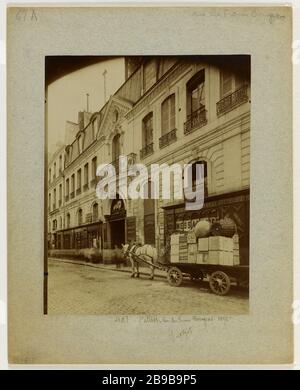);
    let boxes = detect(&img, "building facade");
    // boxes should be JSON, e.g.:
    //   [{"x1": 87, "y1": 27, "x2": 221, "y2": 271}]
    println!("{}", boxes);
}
[{"x1": 48, "y1": 56, "x2": 250, "y2": 265}]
